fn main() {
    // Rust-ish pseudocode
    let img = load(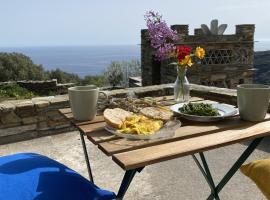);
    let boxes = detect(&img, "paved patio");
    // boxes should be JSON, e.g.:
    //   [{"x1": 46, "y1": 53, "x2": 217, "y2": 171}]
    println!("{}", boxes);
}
[{"x1": 1, "y1": 131, "x2": 269, "y2": 200}]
